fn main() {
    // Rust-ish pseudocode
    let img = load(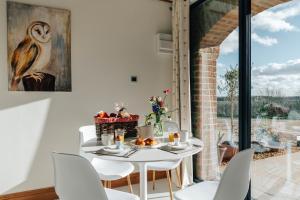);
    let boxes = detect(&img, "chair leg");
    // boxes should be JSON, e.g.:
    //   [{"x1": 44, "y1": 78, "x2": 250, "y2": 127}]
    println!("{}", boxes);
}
[
  {"x1": 152, "y1": 170, "x2": 156, "y2": 190},
  {"x1": 166, "y1": 170, "x2": 174, "y2": 200},
  {"x1": 175, "y1": 166, "x2": 182, "y2": 188},
  {"x1": 127, "y1": 175, "x2": 133, "y2": 193}
]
